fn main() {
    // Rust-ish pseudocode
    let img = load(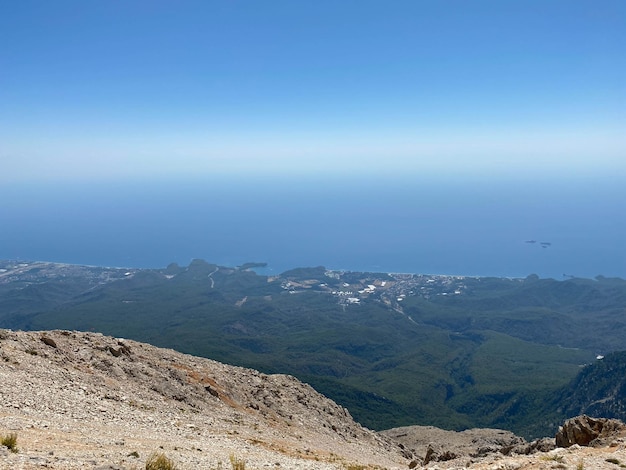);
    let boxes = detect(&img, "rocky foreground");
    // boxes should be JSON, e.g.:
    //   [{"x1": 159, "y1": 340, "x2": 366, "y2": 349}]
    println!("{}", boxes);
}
[{"x1": 1, "y1": 330, "x2": 626, "y2": 469}]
